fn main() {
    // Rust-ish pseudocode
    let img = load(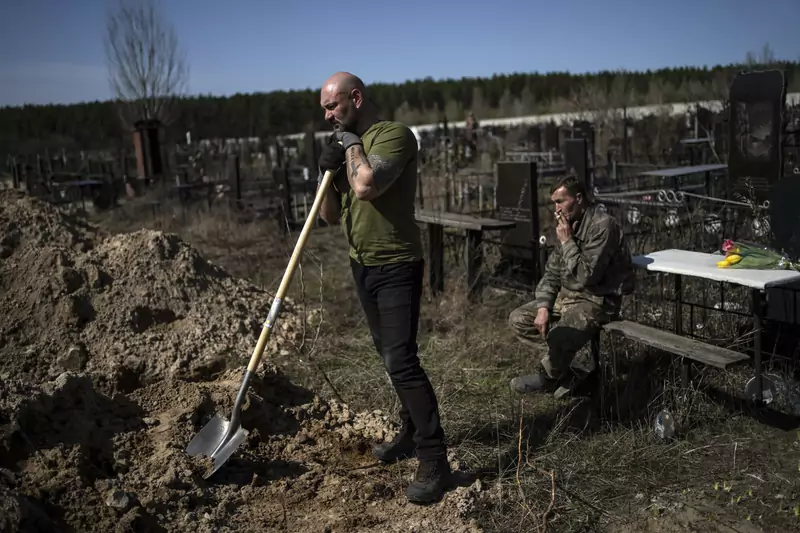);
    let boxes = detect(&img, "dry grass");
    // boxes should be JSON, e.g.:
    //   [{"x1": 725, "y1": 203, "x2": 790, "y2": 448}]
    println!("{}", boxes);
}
[{"x1": 90, "y1": 197, "x2": 800, "y2": 533}]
